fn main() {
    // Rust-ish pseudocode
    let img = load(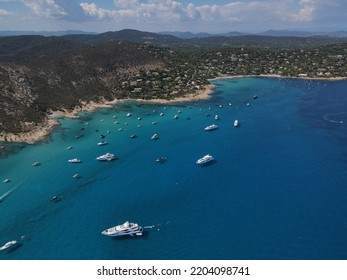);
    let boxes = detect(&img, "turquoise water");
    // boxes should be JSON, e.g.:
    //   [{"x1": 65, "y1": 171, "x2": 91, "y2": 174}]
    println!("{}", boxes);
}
[{"x1": 1, "y1": 77, "x2": 347, "y2": 260}]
